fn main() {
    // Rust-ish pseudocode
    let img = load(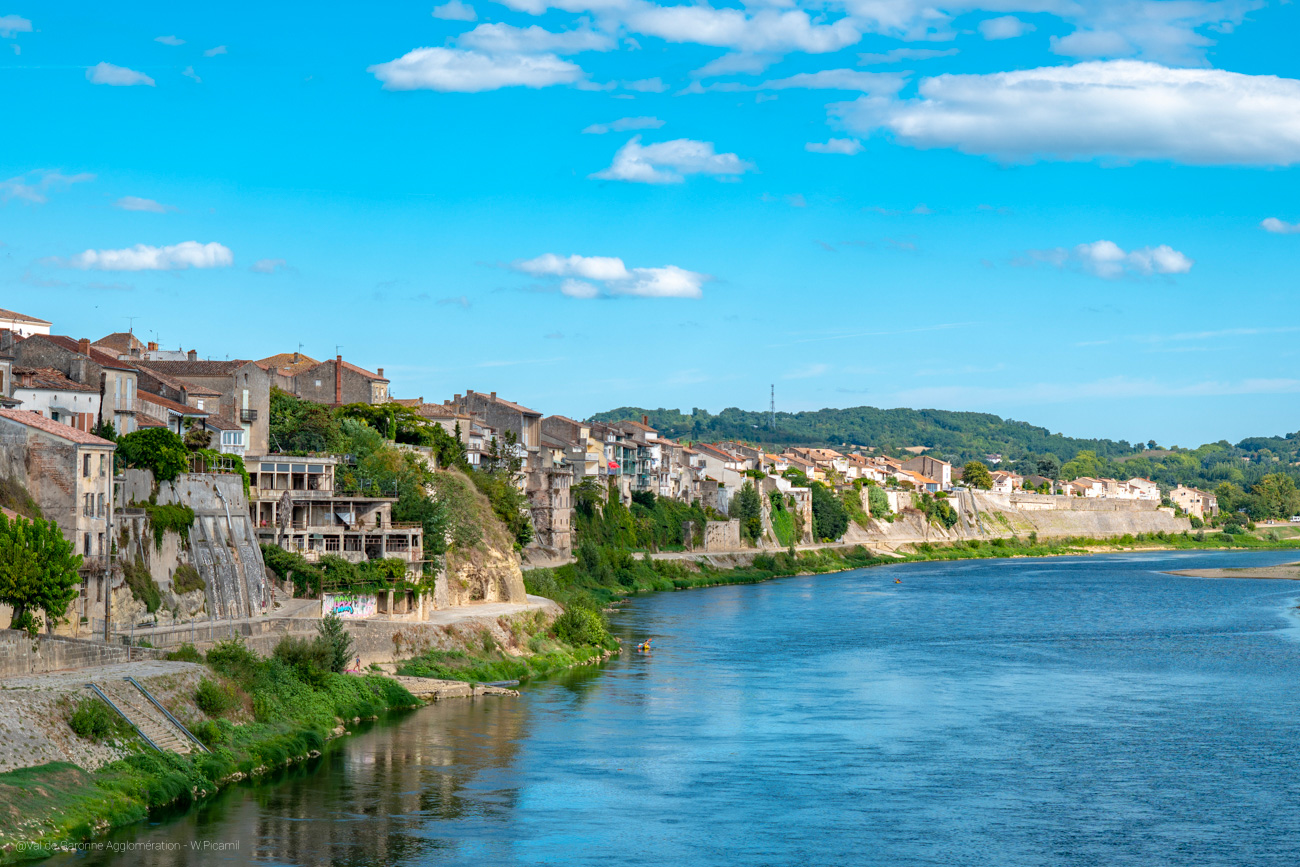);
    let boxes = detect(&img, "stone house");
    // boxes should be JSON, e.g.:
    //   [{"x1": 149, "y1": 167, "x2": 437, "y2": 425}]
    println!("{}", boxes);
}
[
  {"x1": 10, "y1": 367, "x2": 102, "y2": 432},
  {"x1": 1171, "y1": 485, "x2": 1219, "y2": 518},
  {"x1": 135, "y1": 358, "x2": 277, "y2": 455},
  {"x1": 3, "y1": 334, "x2": 141, "y2": 434},
  {"x1": 541, "y1": 415, "x2": 602, "y2": 478},
  {"x1": 443, "y1": 390, "x2": 542, "y2": 457},
  {"x1": 291, "y1": 356, "x2": 389, "y2": 406},
  {"x1": 0, "y1": 409, "x2": 116, "y2": 626},
  {"x1": 902, "y1": 455, "x2": 953, "y2": 491}
]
